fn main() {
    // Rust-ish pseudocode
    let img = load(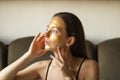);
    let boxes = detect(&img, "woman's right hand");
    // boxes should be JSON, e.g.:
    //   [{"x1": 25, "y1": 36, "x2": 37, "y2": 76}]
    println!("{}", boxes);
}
[
  {"x1": 27, "y1": 32, "x2": 47, "y2": 59},
  {"x1": 0, "y1": 32, "x2": 48, "y2": 80}
]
